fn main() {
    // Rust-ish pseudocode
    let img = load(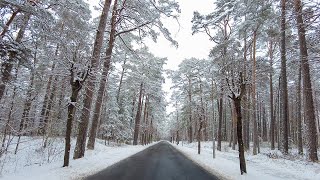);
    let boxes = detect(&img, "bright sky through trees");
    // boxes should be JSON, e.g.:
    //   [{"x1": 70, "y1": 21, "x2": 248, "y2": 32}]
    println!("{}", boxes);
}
[{"x1": 87, "y1": 0, "x2": 215, "y2": 113}]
